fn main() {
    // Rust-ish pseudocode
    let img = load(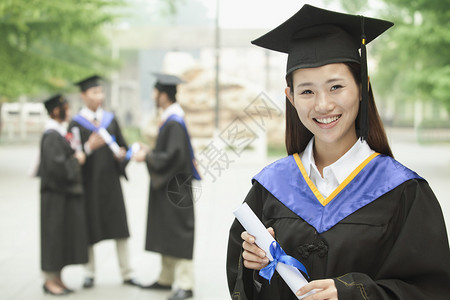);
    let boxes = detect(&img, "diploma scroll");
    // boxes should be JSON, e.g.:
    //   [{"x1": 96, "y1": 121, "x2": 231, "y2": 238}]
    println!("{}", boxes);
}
[
  {"x1": 233, "y1": 203, "x2": 313, "y2": 299},
  {"x1": 125, "y1": 142, "x2": 141, "y2": 160},
  {"x1": 97, "y1": 127, "x2": 121, "y2": 156},
  {"x1": 71, "y1": 126, "x2": 83, "y2": 153}
]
